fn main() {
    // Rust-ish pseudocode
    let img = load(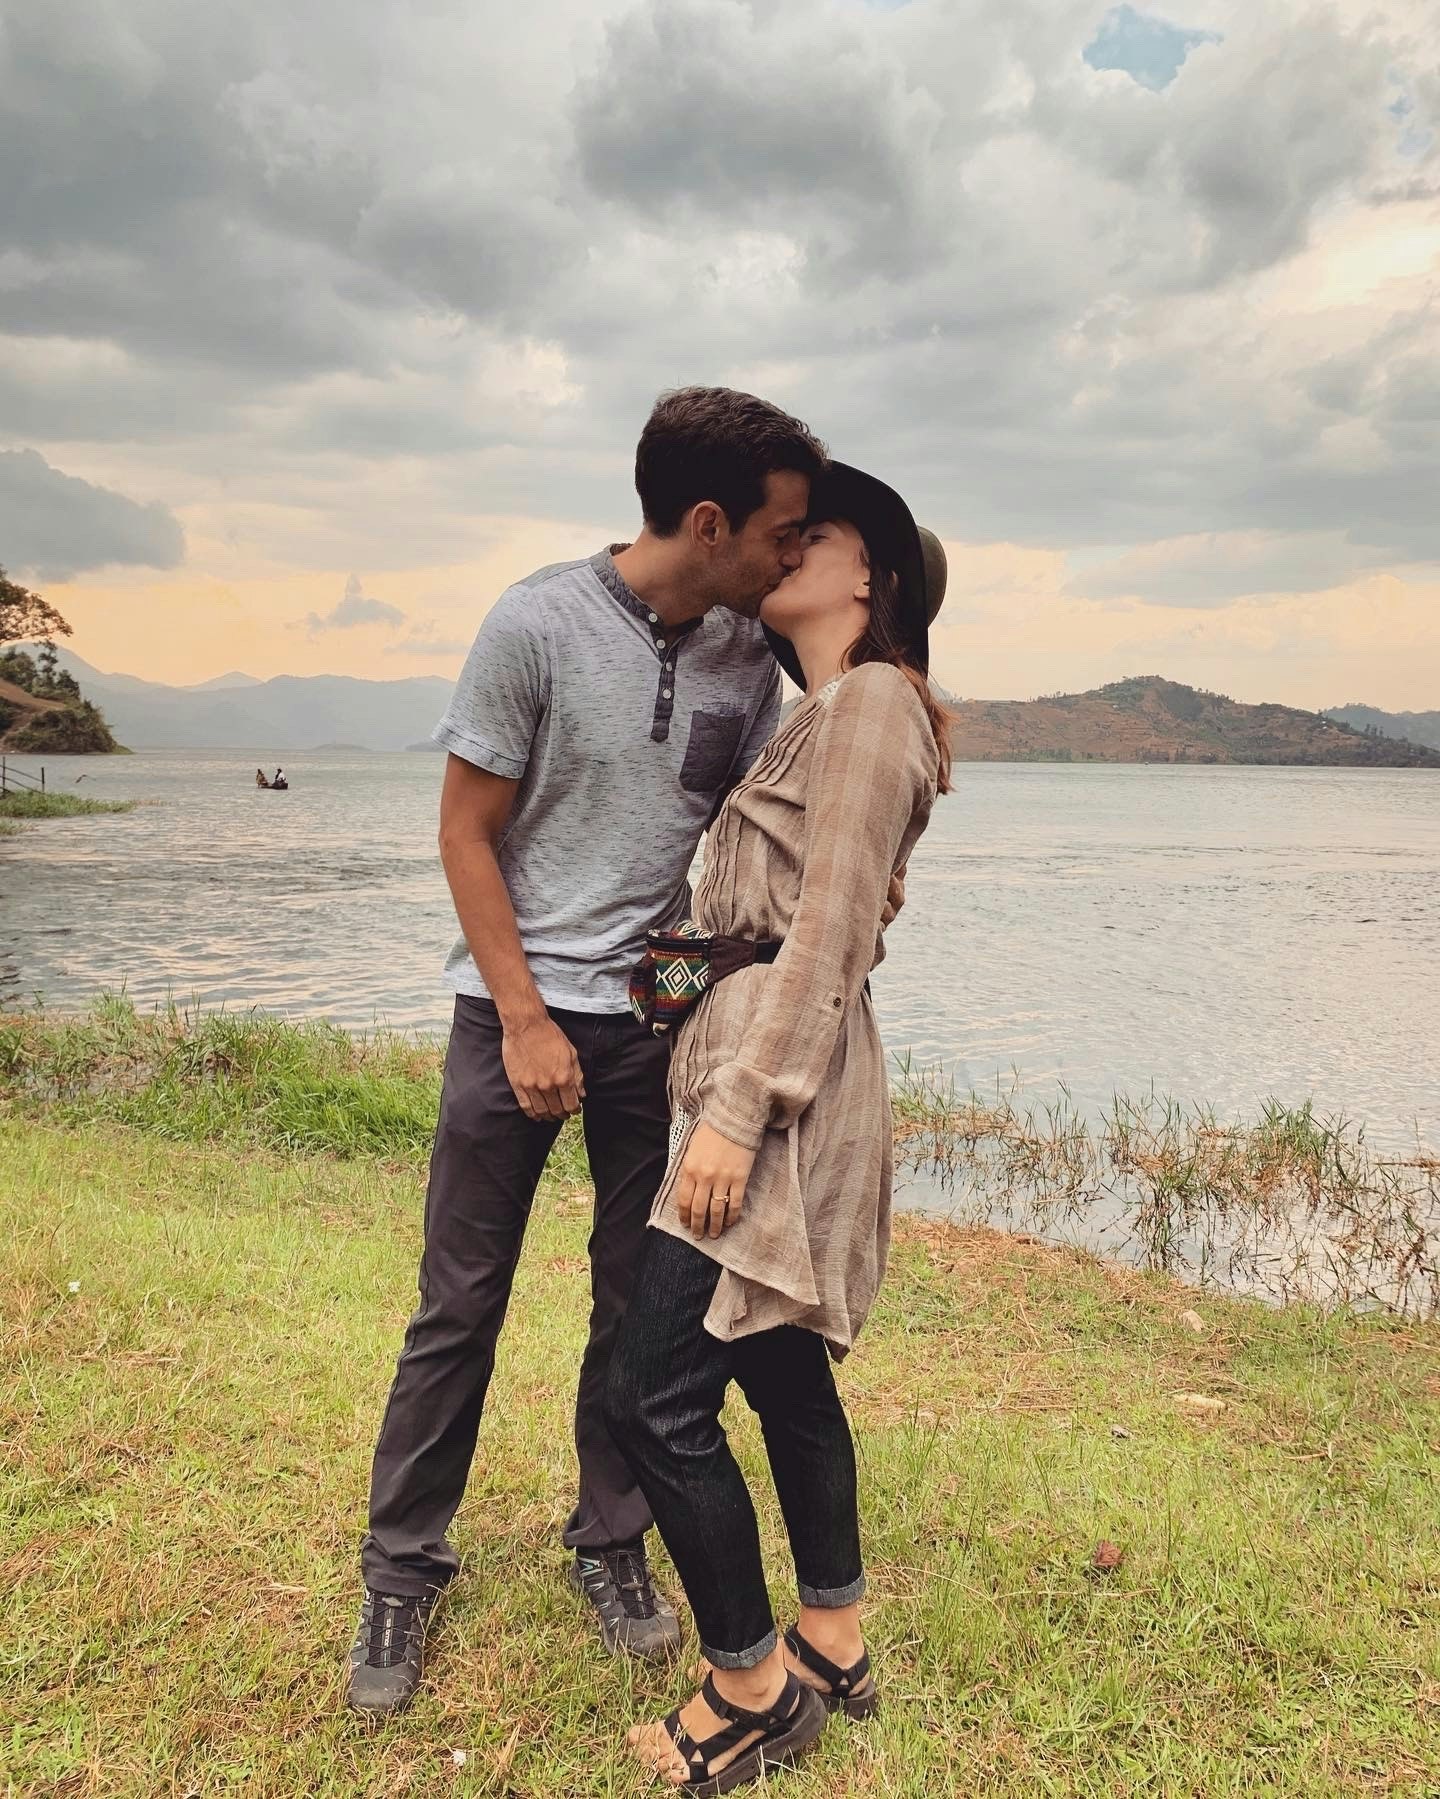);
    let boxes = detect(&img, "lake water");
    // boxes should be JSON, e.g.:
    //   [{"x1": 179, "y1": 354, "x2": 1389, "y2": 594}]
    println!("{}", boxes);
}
[{"x1": 3, "y1": 750, "x2": 1439, "y2": 1152}]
